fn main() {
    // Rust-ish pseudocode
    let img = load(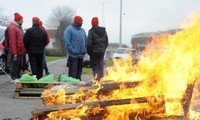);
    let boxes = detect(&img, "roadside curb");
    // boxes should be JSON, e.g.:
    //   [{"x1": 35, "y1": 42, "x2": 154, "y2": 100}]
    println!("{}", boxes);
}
[{"x1": 47, "y1": 58, "x2": 67, "y2": 66}]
